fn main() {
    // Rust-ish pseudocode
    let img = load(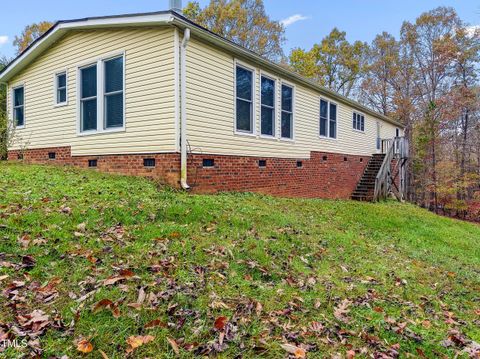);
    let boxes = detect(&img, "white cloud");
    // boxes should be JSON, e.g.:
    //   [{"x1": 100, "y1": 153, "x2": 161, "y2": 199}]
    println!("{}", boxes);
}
[
  {"x1": 0, "y1": 35, "x2": 8, "y2": 46},
  {"x1": 280, "y1": 14, "x2": 309, "y2": 27}
]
